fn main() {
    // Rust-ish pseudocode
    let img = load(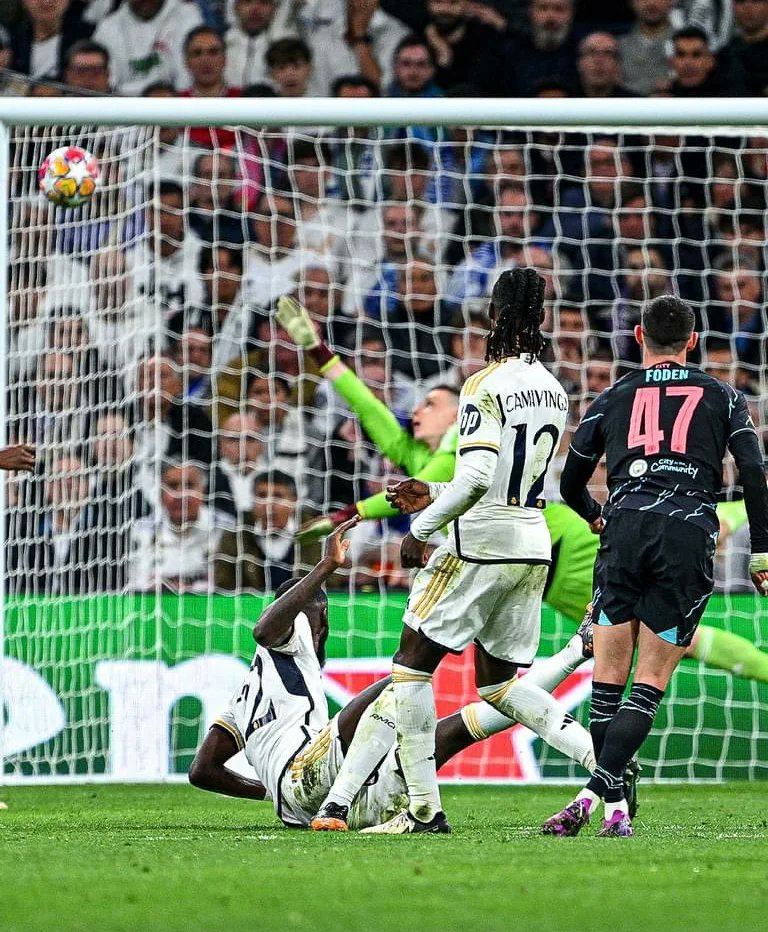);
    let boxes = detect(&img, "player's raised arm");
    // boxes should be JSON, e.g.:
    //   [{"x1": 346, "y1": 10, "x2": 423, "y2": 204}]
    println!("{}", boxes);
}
[
  {"x1": 724, "y1": 390, "x2": 768, "y2": 595},
  {"x1": 560, "y1": 394, "x2": 608, "y2": 532},
  {"x1": 253, "y1": 517, "x2": 359, "y2": 646}
]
